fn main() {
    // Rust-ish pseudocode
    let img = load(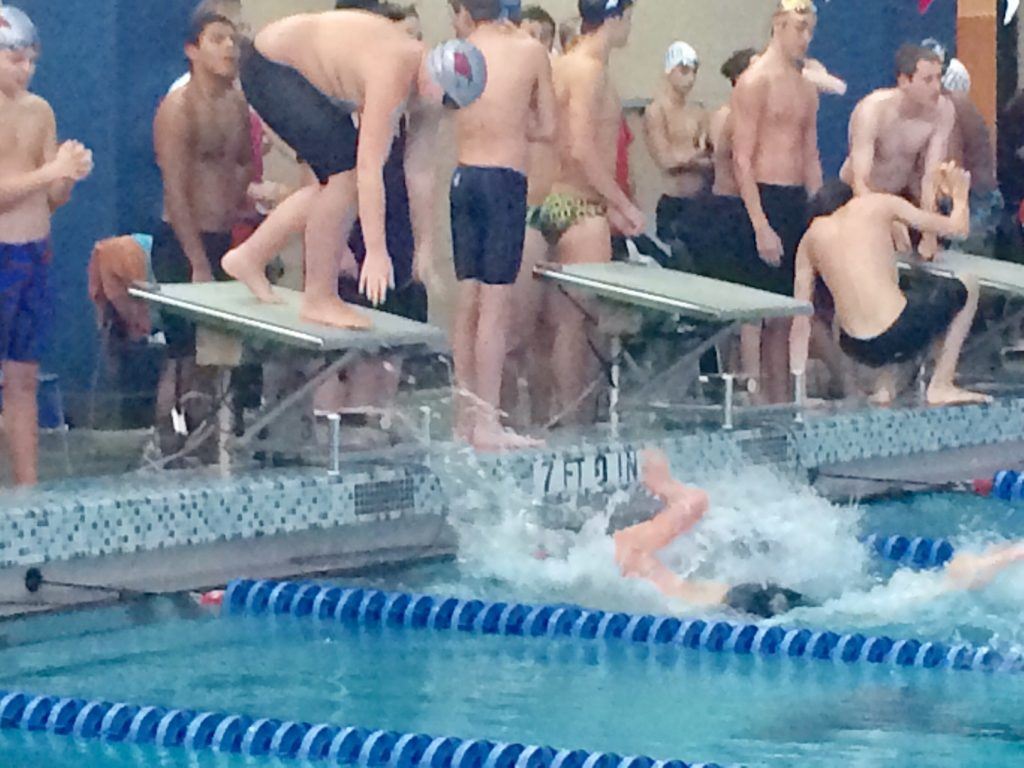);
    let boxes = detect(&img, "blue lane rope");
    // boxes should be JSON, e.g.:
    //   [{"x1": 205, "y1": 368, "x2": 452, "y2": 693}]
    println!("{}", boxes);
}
[
  {"x1": 223, "y1": 579, "x2": 1024, "y2": 675},
  {"x1": 862, "y1": 534, "x2": 956, "y2": 569},
  {"x1": 0, "y1": 690, "x2": 724, "y2": 768}
]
